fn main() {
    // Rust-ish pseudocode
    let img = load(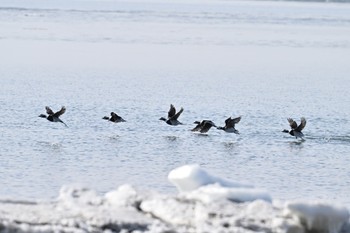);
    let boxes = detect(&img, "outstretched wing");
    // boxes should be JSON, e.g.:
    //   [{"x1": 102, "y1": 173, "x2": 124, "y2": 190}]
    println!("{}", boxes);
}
[
  {"x1": 54, "y1": 106, "x2": 66, "y2": 117},
  {"x1": 45, "y1": 106, "x2": 55, "y2": 115},
  {"x1": 287, "y1": 118, "x2": 297, "y2": 129},
  {"x1": 172, "y1": 107, "x2": 183, "y2": 120},
  {"x1": 232, "y1": 116, "x2": 241, "y2": 124},
  {"x1": 110, "y1": 112, "x2": 118, "y2": 121},
  {"x1": 200, "y1": 121, "x2": 215, "y2": 133},
  {"x1": 224, "y1": 117, "x2": 231, "y2": 126},
  {"x1": 296, "y1": 117, "x2": 306, "y2": 131},
  {"x1": 226, "y1": 116, "x2": 241, "y2": 127},
  {"x1": 191, "y1": 122, "x2": 202, "y2": 132},
  {"x1": 168, "y1": 104, "x2": 176, "y2": 118}
]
